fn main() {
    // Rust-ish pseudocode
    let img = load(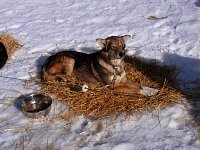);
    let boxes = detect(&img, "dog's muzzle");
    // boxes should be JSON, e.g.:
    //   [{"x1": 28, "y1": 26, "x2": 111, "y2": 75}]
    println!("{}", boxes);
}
[
  {"x1": 110, "y1": 51, "x2": 125, "y2": 59},
  {"x1": 116, "y1": 51, "x2": 126, "y2": 59}
]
